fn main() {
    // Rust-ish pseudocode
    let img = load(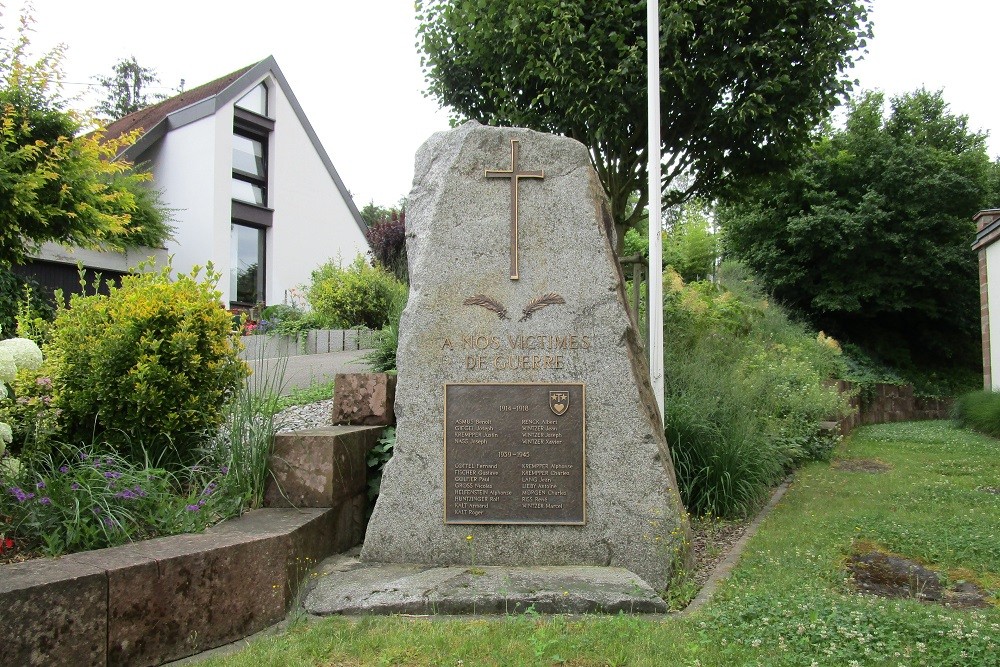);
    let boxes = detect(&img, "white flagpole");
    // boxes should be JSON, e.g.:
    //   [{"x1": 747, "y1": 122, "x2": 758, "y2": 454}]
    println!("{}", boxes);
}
[{"x1": 647, "y1": 0, "x2": 665, "y2": 426}]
